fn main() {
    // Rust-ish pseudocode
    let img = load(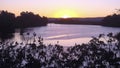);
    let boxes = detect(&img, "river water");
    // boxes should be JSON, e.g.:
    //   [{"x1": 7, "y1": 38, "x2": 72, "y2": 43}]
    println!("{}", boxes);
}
[{"x1": 11, "y1": 23, "x2": 120, "y2": 46}]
